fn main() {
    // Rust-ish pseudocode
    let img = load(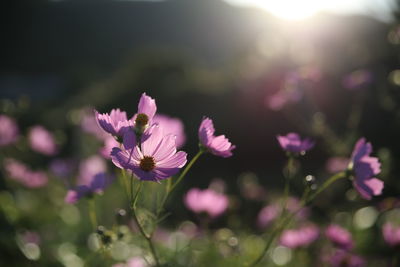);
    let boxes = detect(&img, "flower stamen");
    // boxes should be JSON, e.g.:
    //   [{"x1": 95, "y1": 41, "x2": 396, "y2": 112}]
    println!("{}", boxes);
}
[{"x1": 140, "y1": 156, "x2": 156, "y2": 172}]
